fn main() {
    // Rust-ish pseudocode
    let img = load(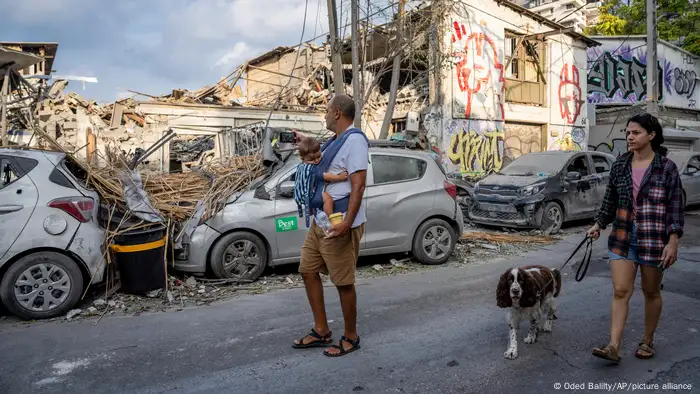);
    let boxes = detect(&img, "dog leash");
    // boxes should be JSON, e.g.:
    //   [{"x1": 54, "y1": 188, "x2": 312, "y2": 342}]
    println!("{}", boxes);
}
[
  {"x1": 536, "y1": 235, "x2": 594, "y2": 299},
  {"x1": 565, "y1": 235, "x2": 595, "y2": 282}
]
